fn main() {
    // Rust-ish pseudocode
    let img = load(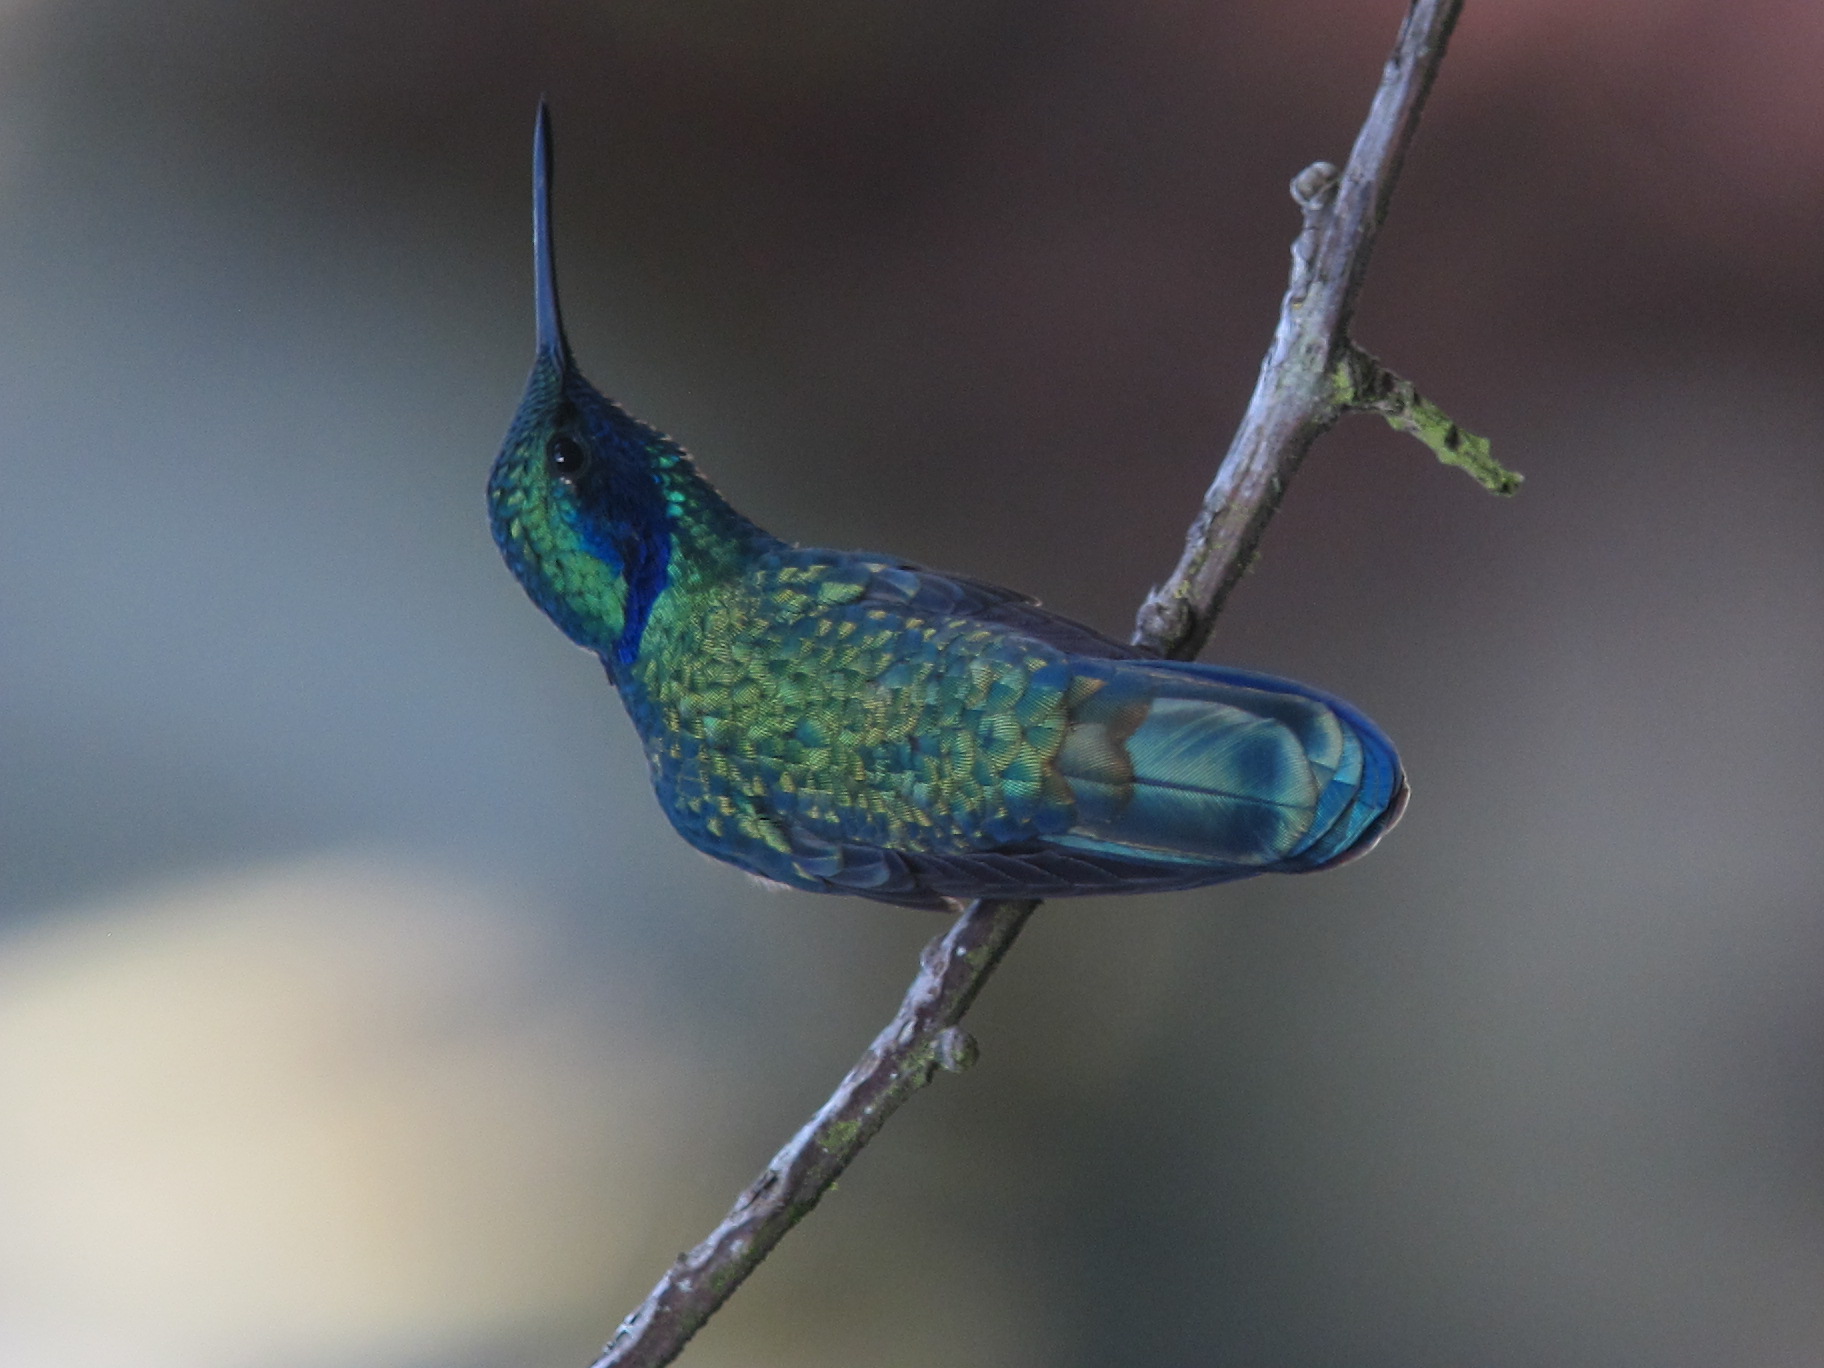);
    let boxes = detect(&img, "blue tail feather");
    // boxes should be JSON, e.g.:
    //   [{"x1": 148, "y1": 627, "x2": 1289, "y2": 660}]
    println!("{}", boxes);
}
[{"x1": 1046, "y1": 658, "x2": 1404, "y2": 884}]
